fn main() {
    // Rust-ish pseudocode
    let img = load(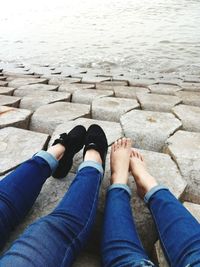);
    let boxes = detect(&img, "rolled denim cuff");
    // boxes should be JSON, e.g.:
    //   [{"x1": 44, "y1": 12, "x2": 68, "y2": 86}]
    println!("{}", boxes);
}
[
  {"x1": 78, "y1": 160, "x2": 104, "y2": 177},
  {"x1": 144, "y1": 185, "x2": 168, "y2": 204},
  {"x1": 107, "y1": 183, "x2": 132, "y2": 197},
  {"x1": 34, "y1": 151, "x2": 58, "y2": 173}
]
